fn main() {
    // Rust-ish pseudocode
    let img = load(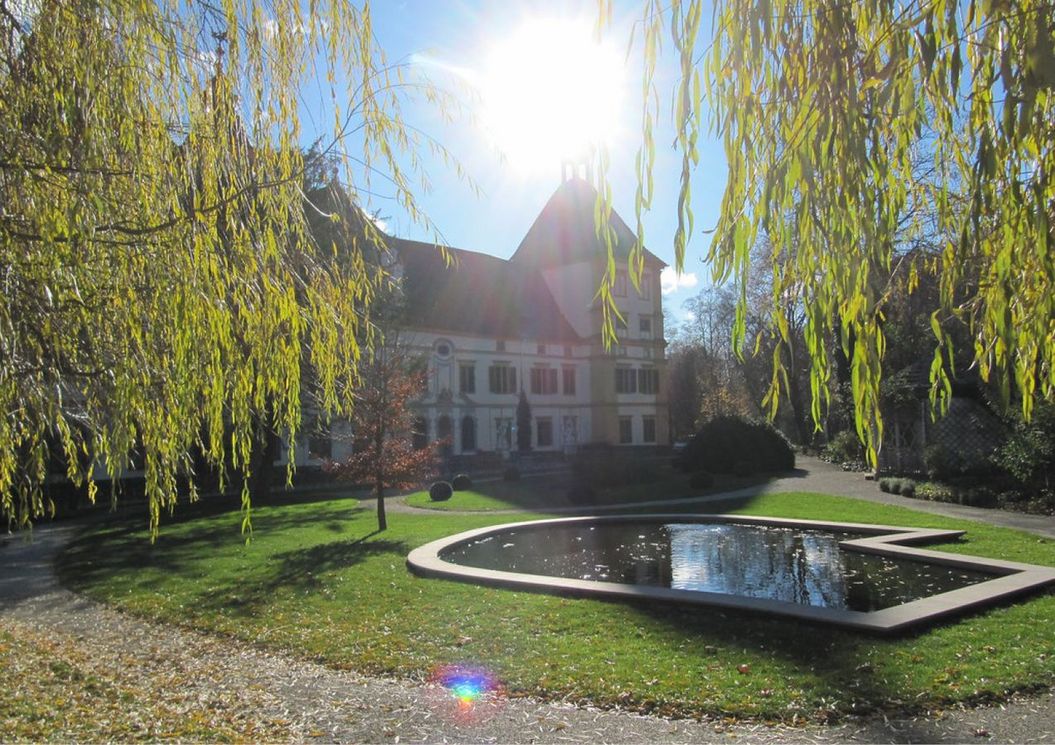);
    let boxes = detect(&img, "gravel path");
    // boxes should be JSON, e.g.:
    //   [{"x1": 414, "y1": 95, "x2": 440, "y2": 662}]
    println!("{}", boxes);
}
[{"x1": 3, "y1": 460, "x2": 1055, "y2": 742}]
